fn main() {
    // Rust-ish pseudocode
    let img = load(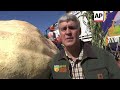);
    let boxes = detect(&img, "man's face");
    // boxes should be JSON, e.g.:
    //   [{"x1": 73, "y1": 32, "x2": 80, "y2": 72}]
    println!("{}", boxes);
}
[{"x1": 59, "y1": 21, "x2": 81, "y2": 47}]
